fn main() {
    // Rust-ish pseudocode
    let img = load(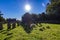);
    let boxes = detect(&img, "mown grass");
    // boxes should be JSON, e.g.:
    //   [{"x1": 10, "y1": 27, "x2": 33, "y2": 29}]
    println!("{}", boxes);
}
[{"x1": 0, "y1": 23, "x2": 60, "y2": 40}]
